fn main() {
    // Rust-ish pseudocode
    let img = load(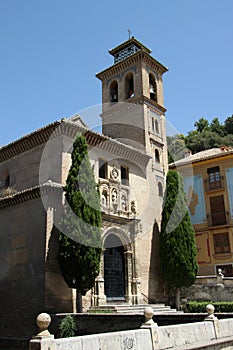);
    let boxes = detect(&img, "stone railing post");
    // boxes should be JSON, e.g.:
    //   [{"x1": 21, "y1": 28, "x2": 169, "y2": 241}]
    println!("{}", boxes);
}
[
  {"x1": 141, "y1": 307, "x2": 158, "y2": 350},
  {"x1": 29, "y1": 313, "x2": 55, "y2": 350},
  {"x1": 204, "y1": 304, "x2": 219, "y2": 339}
]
